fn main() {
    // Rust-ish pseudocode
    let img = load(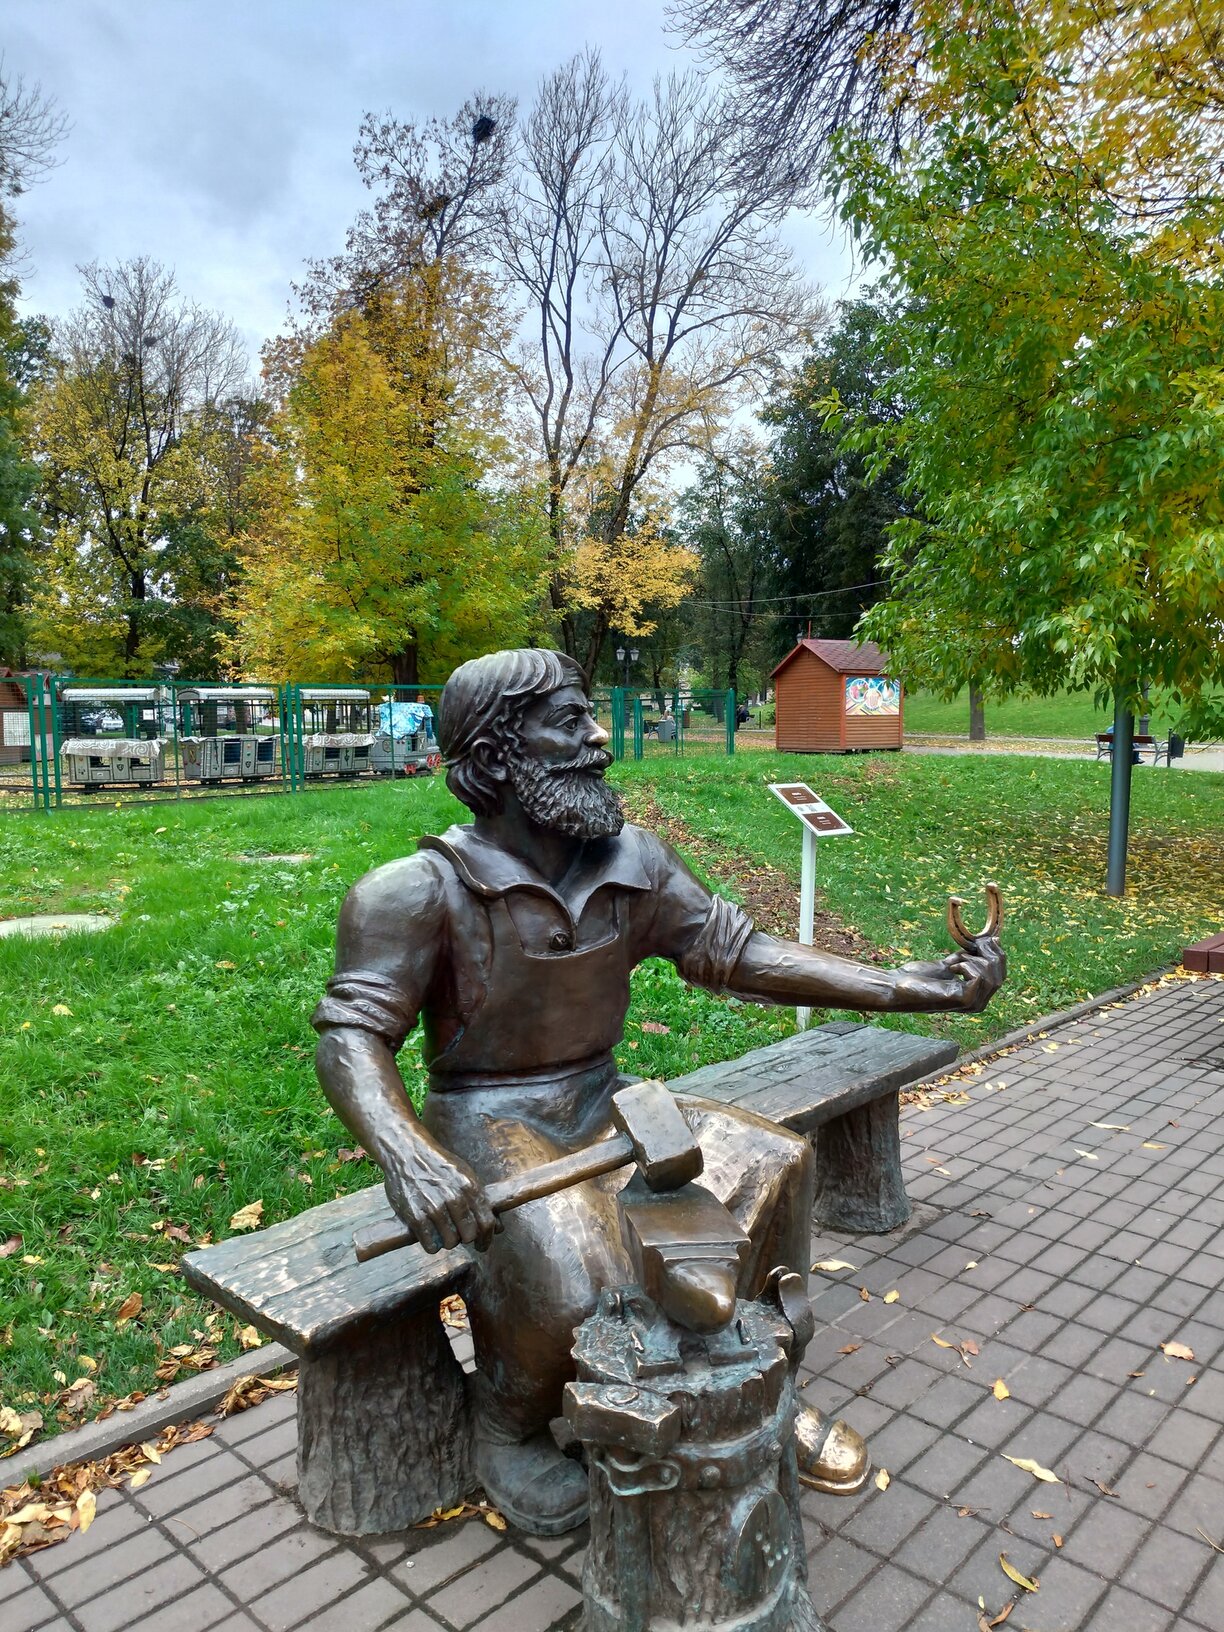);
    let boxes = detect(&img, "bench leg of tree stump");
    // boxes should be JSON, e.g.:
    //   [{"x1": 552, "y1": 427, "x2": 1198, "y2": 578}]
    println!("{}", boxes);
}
[
  {"x1": 297, "y1": 1309, "x2": 474, "y2": 1535},
  {"x1": 812, "y1": 1092, "x2": 911, "y2": 1234}
]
